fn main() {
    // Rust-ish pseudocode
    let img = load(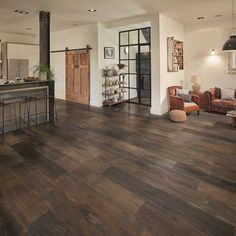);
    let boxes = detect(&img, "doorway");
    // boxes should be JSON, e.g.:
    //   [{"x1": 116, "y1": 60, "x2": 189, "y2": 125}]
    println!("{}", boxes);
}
[
  {"x1": 119, "y1": 27, "x2": 151, "y2": 106},
  {"x1": 66, "y1": 50, "x2": 90, "y2": 105}
]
